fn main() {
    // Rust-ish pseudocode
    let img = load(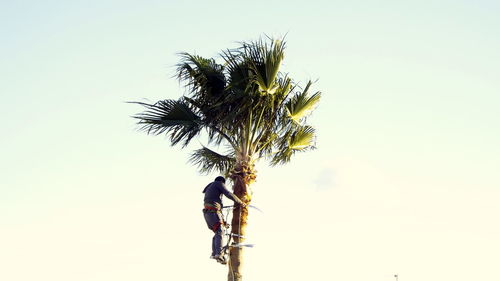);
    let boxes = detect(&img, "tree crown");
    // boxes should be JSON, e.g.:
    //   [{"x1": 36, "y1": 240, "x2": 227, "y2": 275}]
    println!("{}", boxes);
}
[{"x1": 131, "y1": 37, "x2": 321, "y2": 176}]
